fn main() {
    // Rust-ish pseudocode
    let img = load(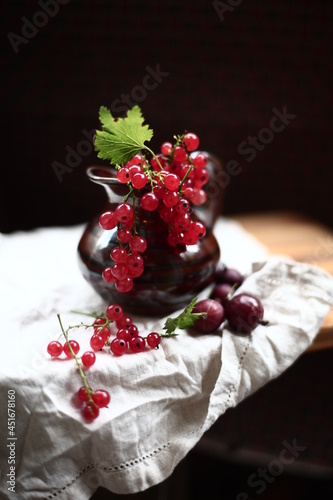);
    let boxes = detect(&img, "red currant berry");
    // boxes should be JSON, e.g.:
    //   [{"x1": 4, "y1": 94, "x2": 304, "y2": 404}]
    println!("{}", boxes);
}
[
  {"x1": 188, "y1": 221, "x2": 206, "y2": 239},
  {"x1": 130, "y1": 235, "x2": 147, "y2": 253},
  {"x1": 111, "y1": 262, "x2": 129, "y2": 280},
  {"x1": 129, "y1": 336, "x2": 146, "y2": 353},
  {"x1": 151, "y1": 155, "x2": 165, "y2": 171},
  {"x1": 116, "y1": 314, "x2": 133, "y2": 329},
  {"x1": 164, "y1": 173, "x2": 180, "y2": 191},
  {"x1": 127, "y1": 324, "x2": 139, "y2": 339},
  {"x1": 182, "y1": 132, "x2": 199, "y2": 151},
  {"x1": 63, "y1": 340, "x2": 80, "y2": 358},
  {"x1": 182, "y1": 229, "x2": 198, "y2": 245},
  {"x1": 175, "y1": 199, "x2": 190, "y2": 214},
  {"x1": 122, "y1": 215, "x2": 135, "y2": 229},
  {"x1": 128, "y1": 154, "x2": 143, "y2": 166},
  {"x1": 158, "y1": 203, "x2": 175, "y2": 223},
  {"x1": 127, "y1": 253, "x2": 144, "y2": 278},
  {"x1": 95, "y1": 325, "x2": 110, "y2": 343},
  {"x1": 183, "y1": 186, "x2": 194, "y2": 199},
  {"x1": 115, "y1": 276, "x2": 133, "y2": 292},
  {"x1": 99, "y1": 211, "x2": 118, "y2": 230},
  {"x1": 82, "y1": 403, "x2": 99, "y2": 422},
  {"x1": 194, "y1": 168, "x2": 209, "y2": 187},
  {"x1": 191, "y1": 188, "x2": 207, "y2": 206},
  {"x1": 131, "y1": 172, "x2": 148, "y2": 189},
  {"x1": 115, "y1": 203, "x2": 134, "y2": 223},
  {"x1": 163, "y1": 190, "x2": 179, "y2": 207},
  {"x1": 106, "y1": 303, "x2": 124, "y2": 321},
  {"x1": 82, "y1": 351, "x2": 96, "y2": 368},
  {"x1": 92, "y1": 389, "x2": 111, "y2": 408},
  {"x1": 166, "y1": 162, "x2": 179, "y2": 175},
  {"x1": 129, "y1": 164, "x2": 143, "y2": 178},
  {"x1": 161, "y1": 141, "x2": 172, "y2": 156},
  {"x1": 110, "y1": 338, "x2": 127, "y2": 356},
  {"x1": 147, "y1": 332, "x2": 161, "y2": 348},
  {"x1": 140, "y1": 192, "x2": 159, "y2": 211},
  {"x1": 117, "y1": 167, "x2": 130, "y2": 183},
  {"x1": 173, "y1": 145, "x2": 187, "y2": 162},
  {"x1": 178, "y1": 163, "x2": 191, "y2": 178},
  {"x1": 167, "y1": 230, "x2": 184, "y2": 247},
  {"x1": 192, "y1": 153, "x2": 208, "y2": 169},
  {"x1": 110, "y1": 247, "x2": 127, "y2": 263},
  {"x1": 117, "y1": 228, "x2": 132, "y2": 244},
  {"x1": 102, "y1": 267, "x2": 116, "y2": 283},
  {"x1": 90, "y1": 334, "x2": 105, "y2": 351},
  {"x1": 173, "y1": 212, "x2": 191, "y2": 231},
  {"x1": 93, "y1": 317, "x2": 107, "y2": 327},
  {"x1": 153, "y1": 184, "x2": 166, "y2": 200},
  {"x1": 47, "y1": 341, "x2": 63, "y2": 357},
  {"x1": 116, "y1": 328, "x2": 129, "y2": 341},
  {"x1": 78, "y1": 386, "x2": 91, "y2": 402}
]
